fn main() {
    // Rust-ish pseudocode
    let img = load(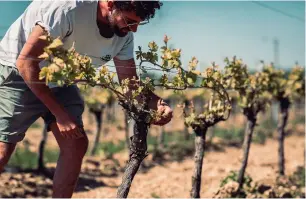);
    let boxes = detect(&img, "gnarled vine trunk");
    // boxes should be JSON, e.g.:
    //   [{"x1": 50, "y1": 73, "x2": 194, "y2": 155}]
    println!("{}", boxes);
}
[
  {"x1": 124, "y1": 111, "x2": 130, "y2": 148},
  {"x1": 117, "y1": 120, "x2": 149, "y2": 198},
  {"x1": 158, "y1": 126, "x2": 165, "y2": 147},
  {"x1": 277, "y1": 97, "x2": 290, "y2": 175},
  {"x1": 237, "y1": 115, "x2": 257, "y2": 190},
  {"x1": 183, "y1": 99, "x2": 191, "y2": 140},
  {"x1": 152, "y1": 126, "x2": 165, "y2": 161},
  {"x1": 38, "y1": 124, "x2": 48, "y2": 172},
  {"x1": 190, "y1": 127, "x2": 207, "y2": 198},
  {"x1": 90, "y1": 108, "x2": 104, "y2": 156},
  {"x1": 184, "y1": 125, "x2": 190, "y2": 140}
]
